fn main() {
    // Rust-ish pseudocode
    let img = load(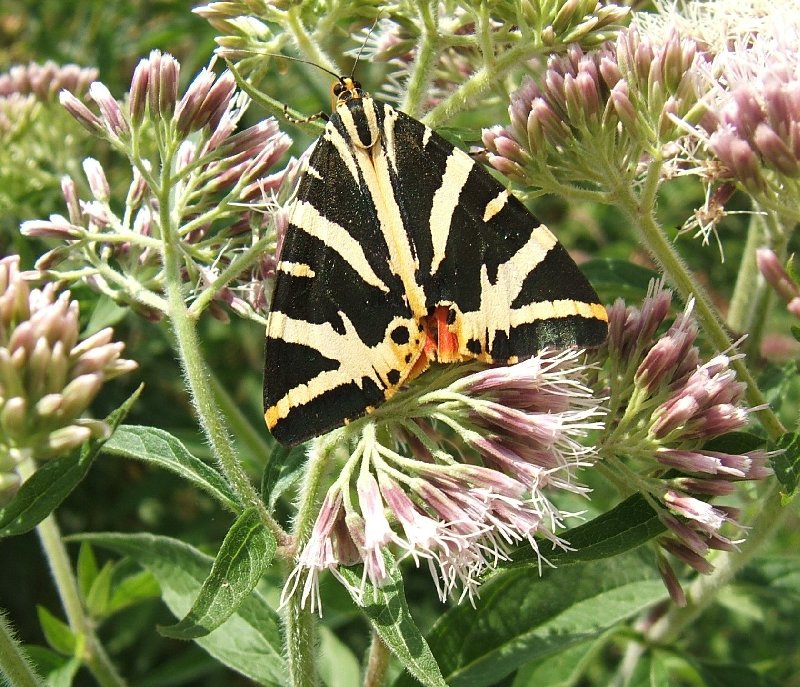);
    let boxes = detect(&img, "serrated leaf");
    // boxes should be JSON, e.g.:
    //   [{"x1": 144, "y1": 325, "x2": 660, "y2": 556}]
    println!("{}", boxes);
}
[
  {"x1": 339, "y1": 558, "x2": 448, "y2": 687},
  {"x1": 261, "y1": 443, "x2": 307, "y2": 512},
  {"x1": 73, "y1": 532, "x2": 286, "y2": 686},
  {"x1": 394, "y1": 551, "x2": 665, "y2": 687},
  {"x1": 159, "y1": 508, "x2": 277, "y2": 639},
  {"x1": 497, "y1": 494, "x2": 664, "y2": 572},
  {"x1": 36, "y1": 607, "x2": 76, "y2": 656},
  {"x1": 770, "y1": 432, "x2": 800, "y2": 497},
  {"x1": 101, "y1": 425, "x2": 240, "y2": 511},
  {"x1": 77, "y1": 542, "x2": 99, "y2": 601},
  {"x1": 0, "y1": 386, "x2": 142, "y2": 538}
]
